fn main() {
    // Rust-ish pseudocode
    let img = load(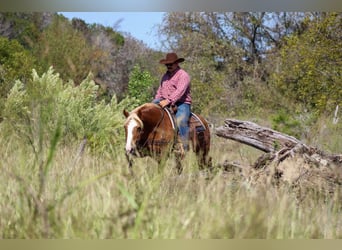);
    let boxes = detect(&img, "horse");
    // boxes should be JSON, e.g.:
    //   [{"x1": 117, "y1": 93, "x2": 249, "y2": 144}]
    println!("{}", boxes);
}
[{"x1": 123, "y1": 103, "x2": 211, "y2": 173}]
